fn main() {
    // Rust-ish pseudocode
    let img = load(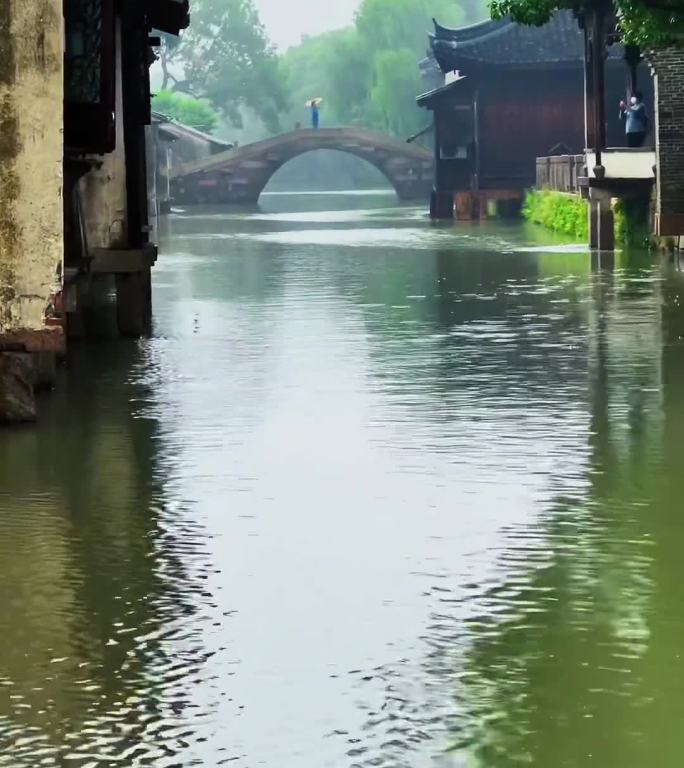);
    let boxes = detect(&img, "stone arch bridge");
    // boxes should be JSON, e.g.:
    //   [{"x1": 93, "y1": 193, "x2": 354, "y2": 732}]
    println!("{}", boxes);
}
[{"x1": 170, "y1": 127, "x2": 434, "y2": 205}]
